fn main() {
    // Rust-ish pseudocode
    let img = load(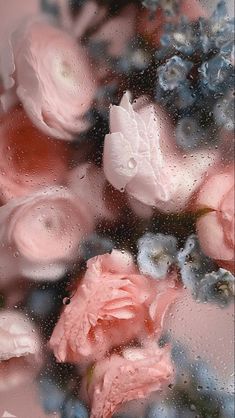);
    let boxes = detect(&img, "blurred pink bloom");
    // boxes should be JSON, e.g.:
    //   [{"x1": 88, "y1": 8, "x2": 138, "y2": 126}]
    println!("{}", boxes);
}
[
  {"x1": 49, "y1": 250, "x2": 180, "y2": 364},
  {"x1": 196, "y1": 166, "x2": 235, "y2": 273},
  {"x1": 0, "y1": 187, "x2": 94, "y2": 283},
  {"x1": 68, "y1": 163, "x2": 116, "y2": 222},
  {"x1": 0, "y1": 310, "x2": 42, "y2": 391},
  {"x1": 0, "y1": 106, "x2": 70, "y2": 204},
  {"x1": 84, "y1": 341, "x2": 173, "y2": 418},
  {"x1": 0, "y1": 0, "x2": 40, "y2": 113},
  {"x1": 1, "y1": 17, "x2": 96, "y2": 140},
  {"x1": 103, "y1": 92, "x2": 217, "y2": 213}
]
